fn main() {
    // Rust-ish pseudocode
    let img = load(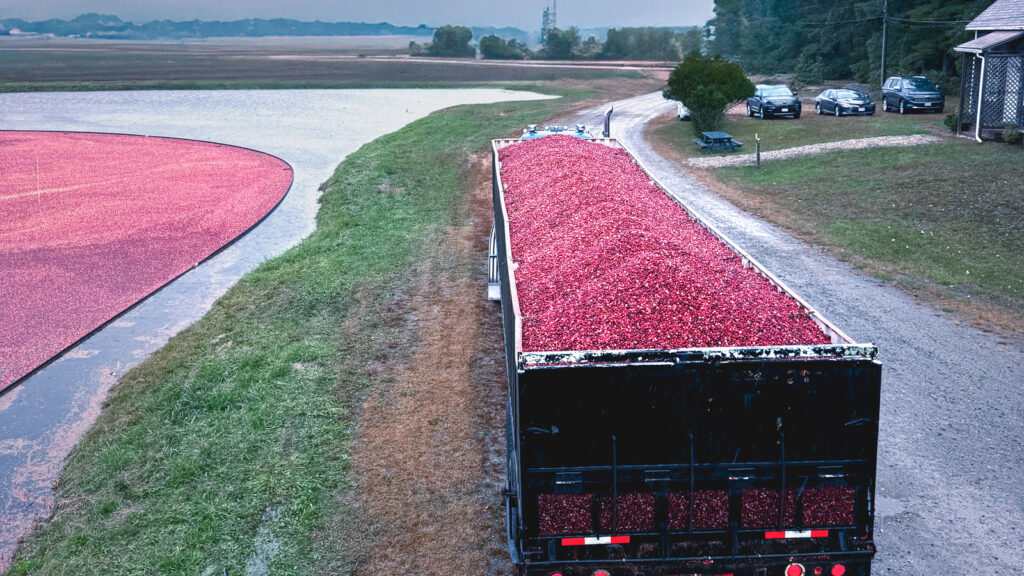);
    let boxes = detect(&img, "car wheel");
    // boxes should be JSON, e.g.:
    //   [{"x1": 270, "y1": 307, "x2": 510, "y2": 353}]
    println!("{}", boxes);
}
[
  {"x1": 834, "y1": 106, "x2": 841, "y2": 117},
  {"x1": 815, "y1": 103, "x2": 822, "y2": 115},
  {"x1": 883, "y1": 98, "x2": 891, "y2": 112},
  {"x1": 747, "y1": 104, "x2": 753, "y2": 117},
  {"x1": 899, "y1": 100, "x2": 906, "y2": 114}
]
